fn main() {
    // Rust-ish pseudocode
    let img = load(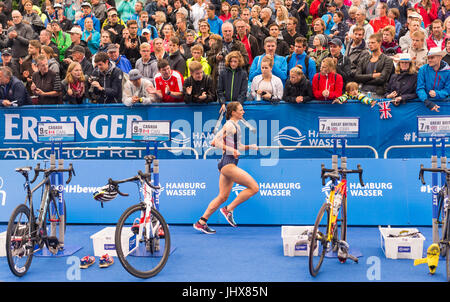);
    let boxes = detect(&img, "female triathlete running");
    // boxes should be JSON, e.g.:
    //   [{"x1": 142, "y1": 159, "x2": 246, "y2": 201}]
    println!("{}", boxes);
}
[{"x1": 194, "y1": 102, "x2": 259, "y2": 234}]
